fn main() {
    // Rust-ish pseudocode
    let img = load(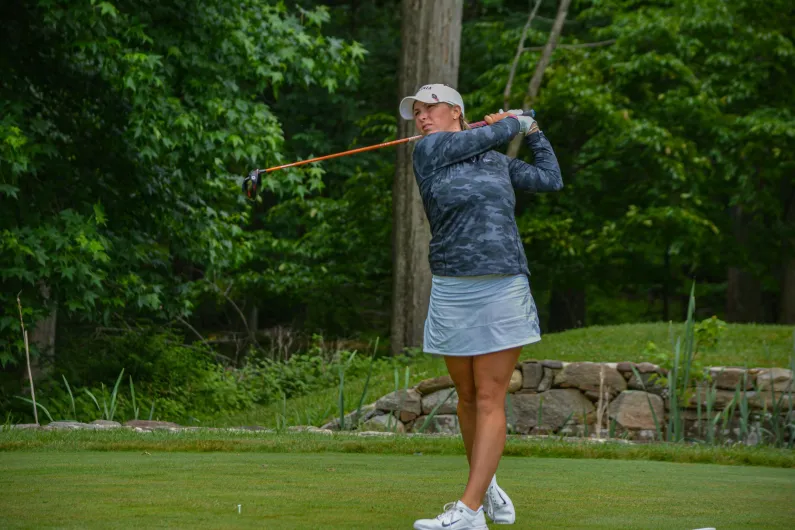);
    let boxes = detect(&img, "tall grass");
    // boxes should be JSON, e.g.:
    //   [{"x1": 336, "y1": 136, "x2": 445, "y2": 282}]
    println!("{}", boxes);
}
[
  {"x1": 129, "y1": 376, "x2": 139, "y2": 420},
  {"x1": 83, "y1": 369, "x2": 125, "y2": 422},
  {"x1": 630, "y1": 365, "x2": 662, "y2": 441},
  {"x1": 657, "y1": 285, "x2": 794, "y2": 448},
  {"x1": 352, "y1": 338, "x2": 379, "y2": 427},
  {"x1": 15, "y1": 397, "x2": 54, "y2": 423},
  {"x1": 760, "y1": 343, "x2": 794, "y2": 448},
  {"x1": 61, "y1": 375, "x2": 77, "y2": 421},
  {"x1": 416, "y1": 388, "x2": 455, "y2": 434},
  {"x1": 16, "y1": 294, "x2": 39, "y2": 425}
]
